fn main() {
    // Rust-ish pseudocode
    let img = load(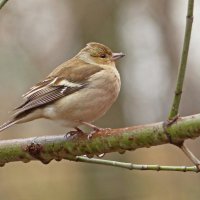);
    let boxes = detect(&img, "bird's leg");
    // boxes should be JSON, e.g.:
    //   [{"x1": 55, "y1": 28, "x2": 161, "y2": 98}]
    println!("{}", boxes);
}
[
  {"x1": 81, "y1": 122, "x2": 102, "y2": 131},
  {"x1": 75, "y1": 127, "x2": 84, "y2": 133},
  {"x1": 81, "y1": 121, "x2": 111, "y2": 139}
]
